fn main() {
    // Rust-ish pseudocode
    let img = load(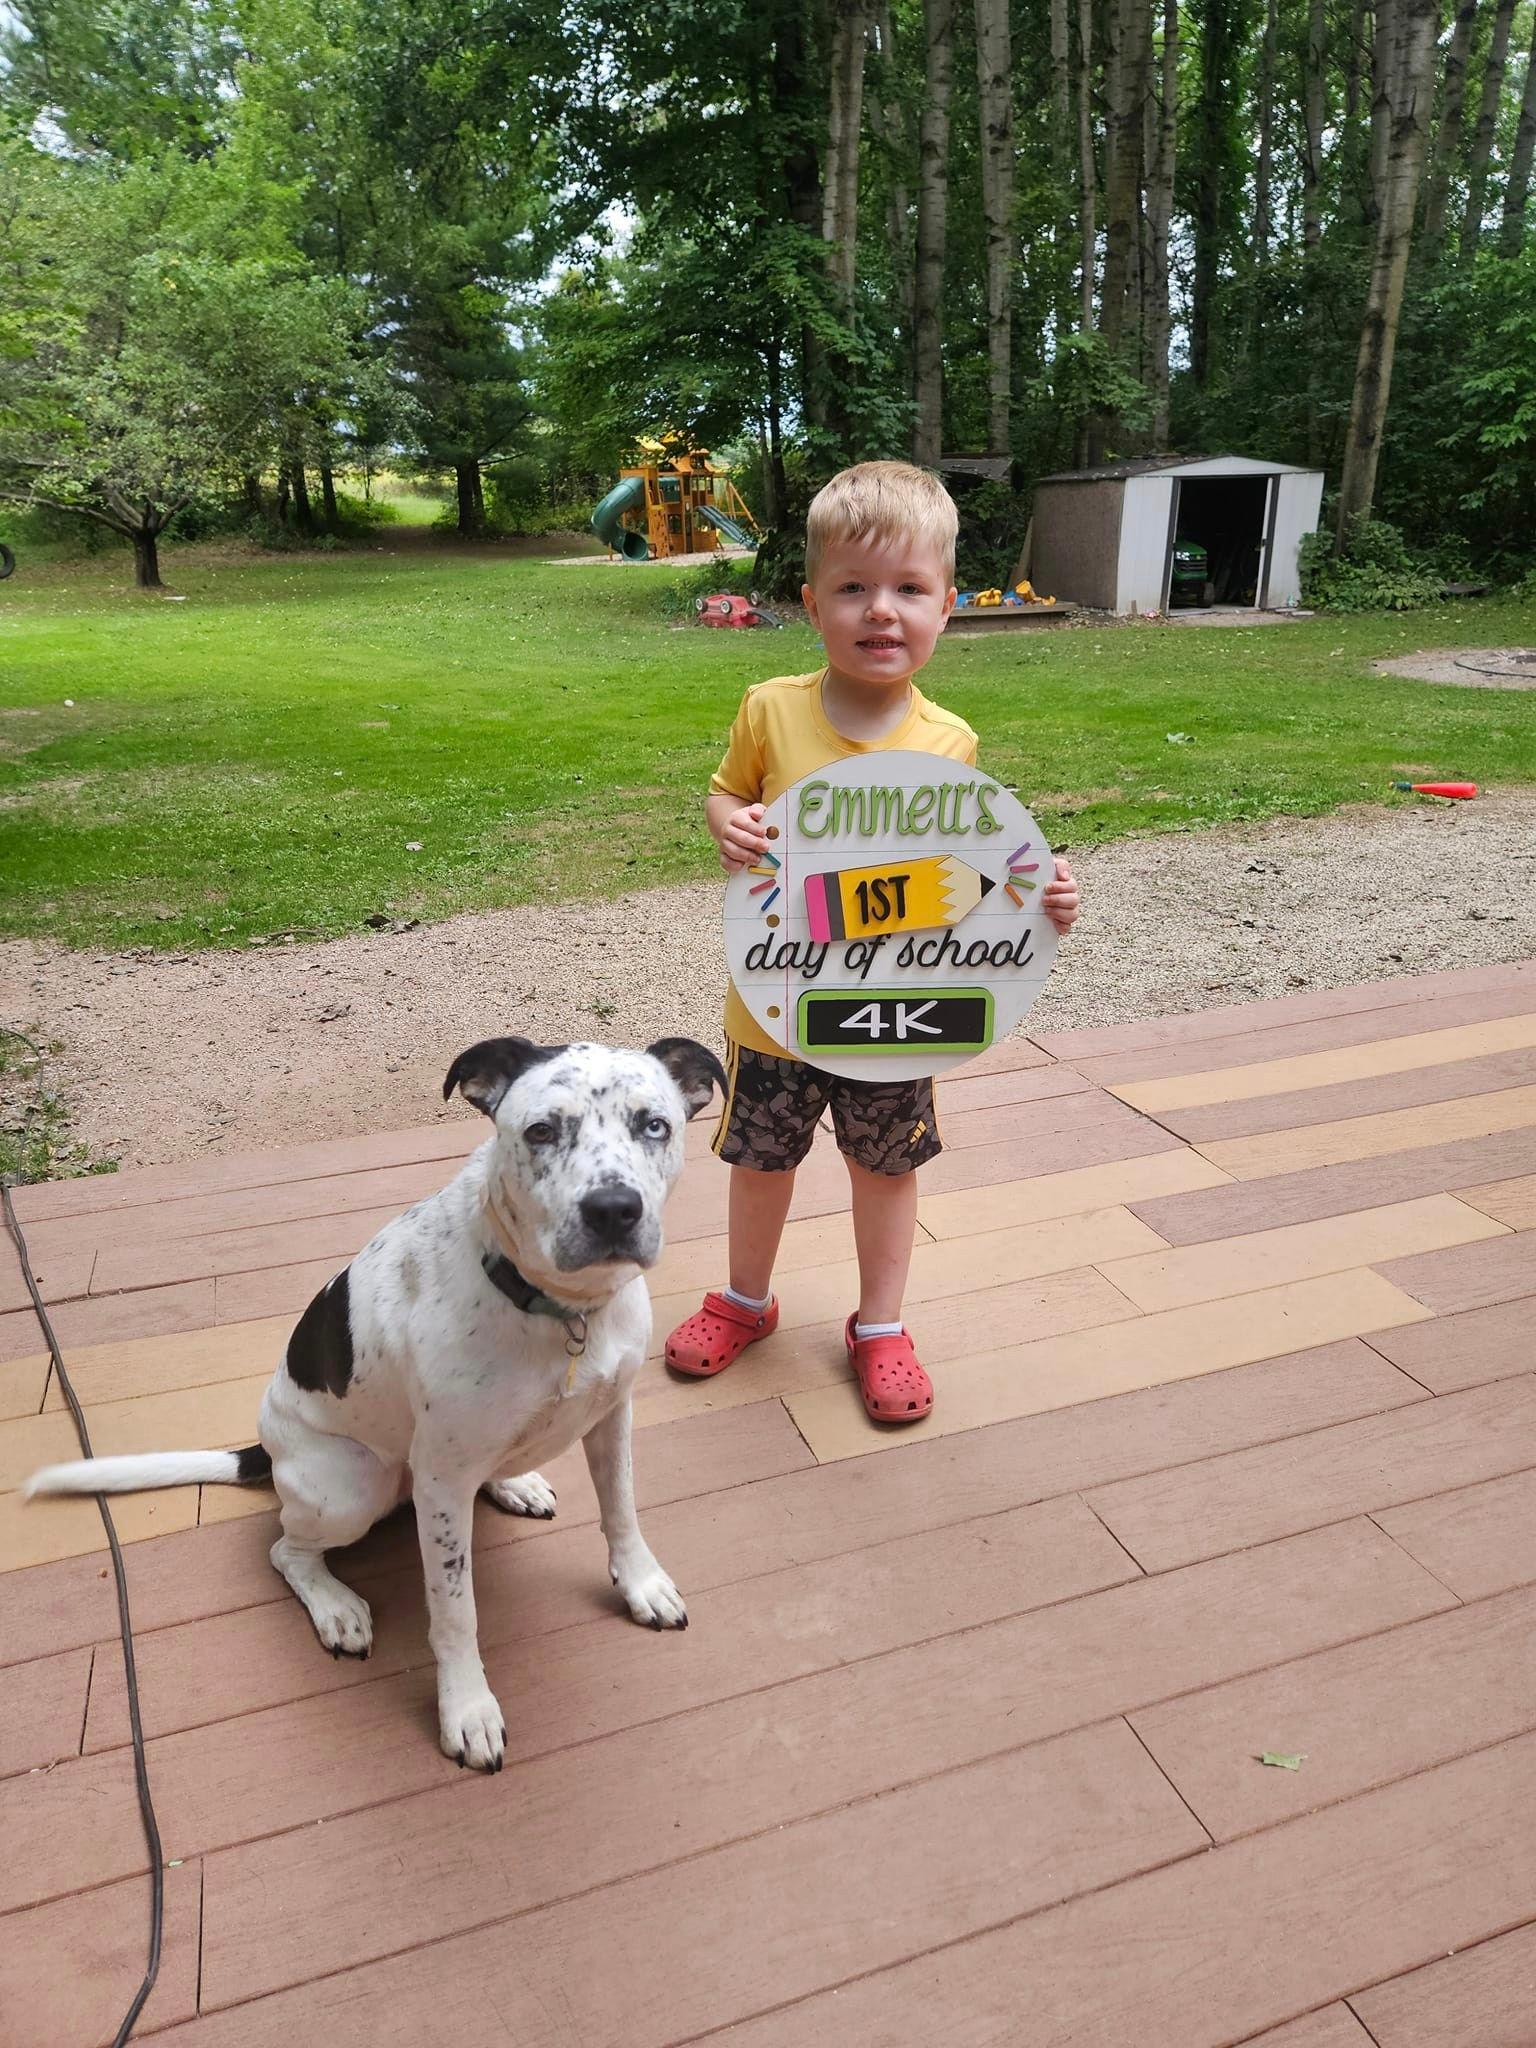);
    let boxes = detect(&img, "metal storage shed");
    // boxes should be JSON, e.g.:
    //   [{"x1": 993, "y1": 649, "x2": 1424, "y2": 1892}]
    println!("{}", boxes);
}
[{"x1": 1025, "y1": 454, "x2": 1325, "y2": 616}]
